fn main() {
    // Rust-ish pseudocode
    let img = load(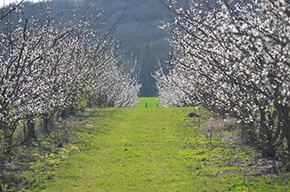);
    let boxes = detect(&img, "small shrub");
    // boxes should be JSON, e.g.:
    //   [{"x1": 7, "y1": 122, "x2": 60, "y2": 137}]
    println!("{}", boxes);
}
[{"x1": 202, "y1": 117, "x2": 239, "y2": 145}]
